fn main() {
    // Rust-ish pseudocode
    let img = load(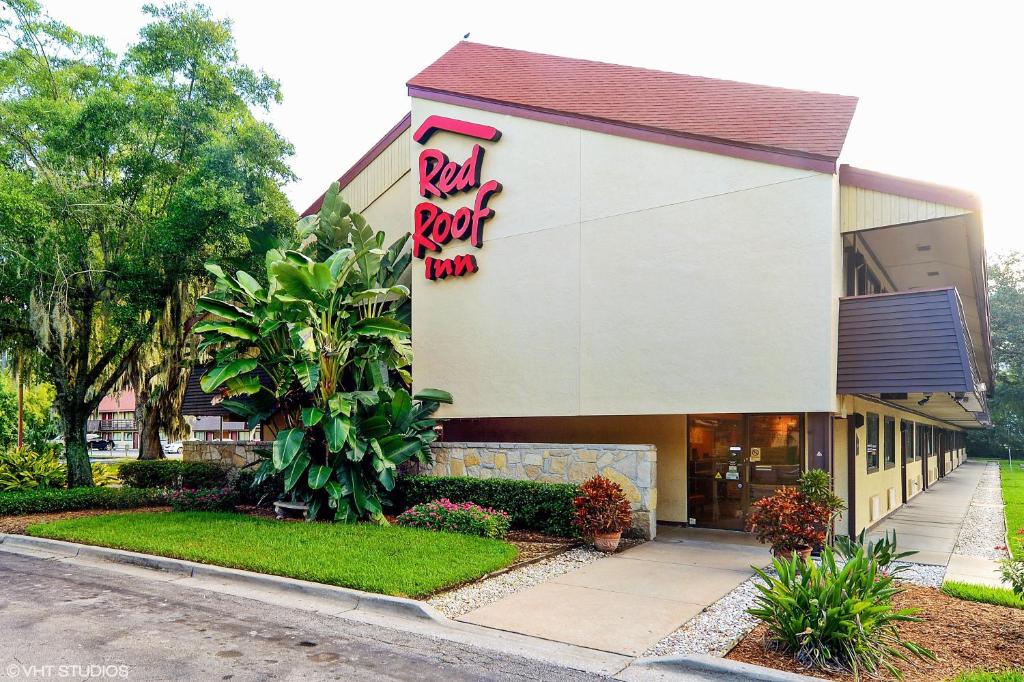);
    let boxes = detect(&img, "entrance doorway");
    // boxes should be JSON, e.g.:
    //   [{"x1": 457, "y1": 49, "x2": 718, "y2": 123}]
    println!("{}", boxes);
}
[{"x1": 687, "y1": 414, "x2": 803, "y2": 530}]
